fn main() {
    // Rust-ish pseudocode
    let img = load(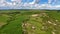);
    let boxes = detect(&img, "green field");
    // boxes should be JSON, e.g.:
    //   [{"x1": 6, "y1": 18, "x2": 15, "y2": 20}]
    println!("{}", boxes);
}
[{"x1": 0, "y1": 10, "x2": 60, "y2": 34}]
